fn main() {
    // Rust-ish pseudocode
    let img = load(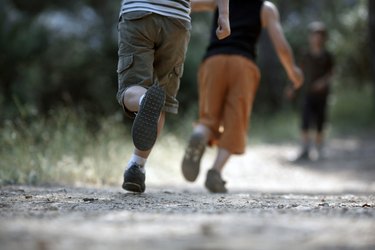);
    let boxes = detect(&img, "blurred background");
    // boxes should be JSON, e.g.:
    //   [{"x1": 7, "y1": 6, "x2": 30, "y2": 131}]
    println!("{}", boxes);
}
[{"x1": 0, "y1": 0, "x2": 374, "y2": 186}]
